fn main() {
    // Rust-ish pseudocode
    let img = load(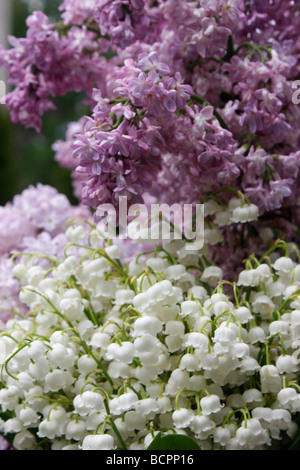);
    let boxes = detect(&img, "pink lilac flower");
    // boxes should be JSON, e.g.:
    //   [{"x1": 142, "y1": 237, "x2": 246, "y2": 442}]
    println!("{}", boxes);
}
[
  {"x1": 0, "y1": 436, "x2": 11, "y2": 451},
  {"x1": 12, "y1": 184, "x2": 90, "y2": 235},
  {"x1": 0, "y1": 11, "x2": 107, "y2": 131},
  {"x1": 1, "y1": 0, "x2": 300, "y2": 278},
  {"x1": 0, "y1": 185, "x2": 91, "y2": 323},
  {"x1": 0, "y1": 205, "x2": 35, "y2": 256},
  {"x1": 70, "y1": 54, "x2": 194, "y2": 211},
  {"x1": 93, "y1": 0, "x2": 161, "y2": 48},
  {"x1": 0, "y1": 257, "x2": 27, "y2": 322}
]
